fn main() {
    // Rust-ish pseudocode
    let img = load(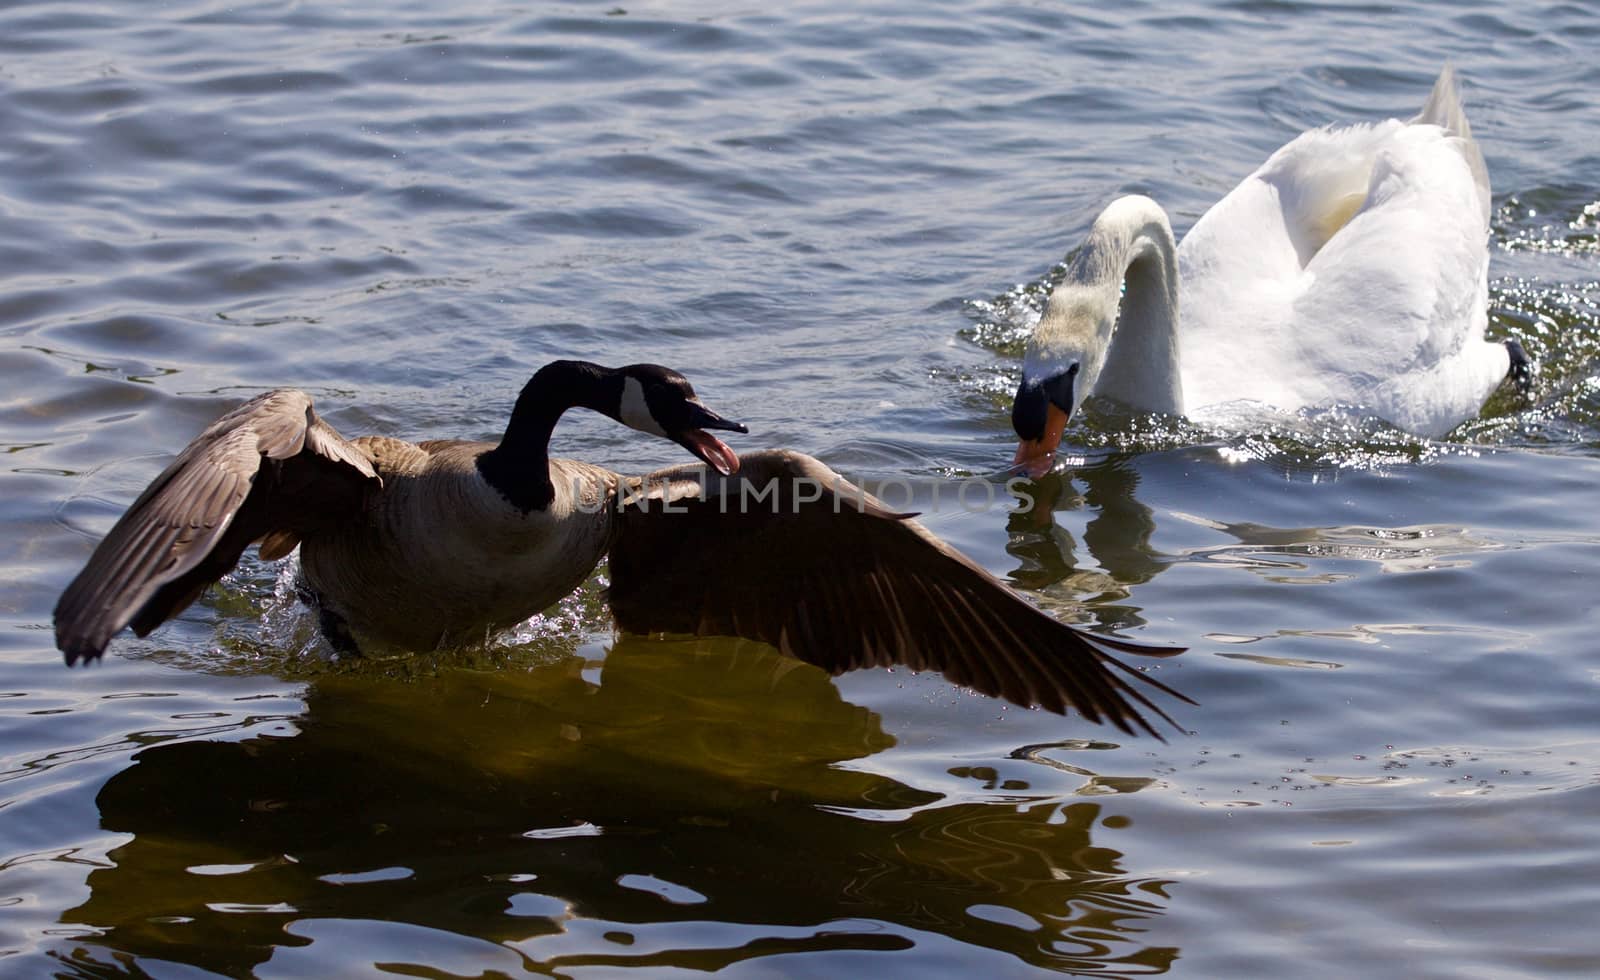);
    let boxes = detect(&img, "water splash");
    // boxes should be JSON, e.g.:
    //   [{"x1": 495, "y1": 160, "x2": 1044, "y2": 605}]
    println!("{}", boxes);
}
[
  {"x1": 493, "y1": 573, "x2": 613, "y2": 649},
  {"x1": 1495, "y1": 192, "x2": 1600, "y2": 258},
  {"x1": 176, "y1": 555, "x2": 616, "y2": 678}
]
